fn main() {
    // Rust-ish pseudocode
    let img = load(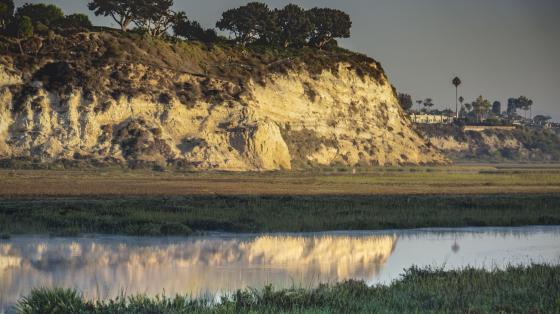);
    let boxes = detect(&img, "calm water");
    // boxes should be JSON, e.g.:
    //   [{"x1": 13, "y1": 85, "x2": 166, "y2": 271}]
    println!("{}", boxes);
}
[{"x1": 1, "y1": 226, "x2": 559, "y2": 312}]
